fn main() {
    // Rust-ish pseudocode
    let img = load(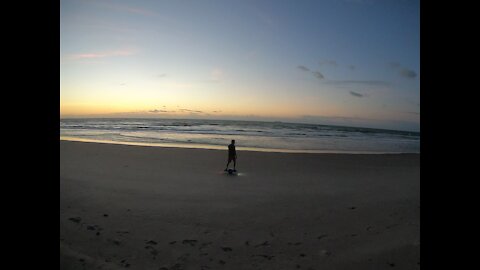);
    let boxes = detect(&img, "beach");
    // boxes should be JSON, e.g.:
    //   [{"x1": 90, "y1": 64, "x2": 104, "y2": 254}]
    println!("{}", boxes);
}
[{"x1": 60, "y1": 140, "x2": 420, "y2": 270}]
